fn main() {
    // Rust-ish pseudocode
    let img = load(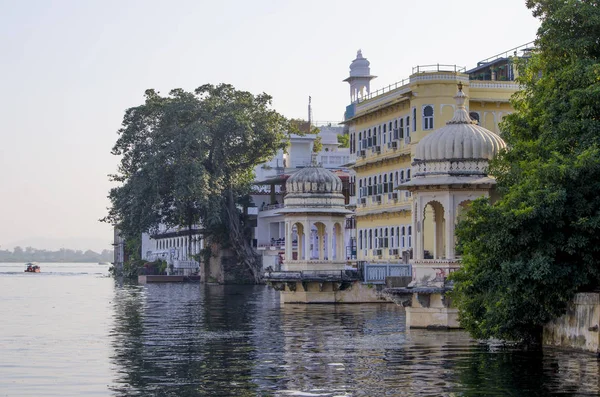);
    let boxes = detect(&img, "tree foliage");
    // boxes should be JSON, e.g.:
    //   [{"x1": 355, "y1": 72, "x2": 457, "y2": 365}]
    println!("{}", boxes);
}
[
  {"x1": 451, "y1": 0, "x2": 600, "y2": 343},
  {"x1": 337, "y1": 133, "x2": 349, "y2": 148},
  {"x1": 104, "y1": 84, "x2": 288, "y2": 282}
]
